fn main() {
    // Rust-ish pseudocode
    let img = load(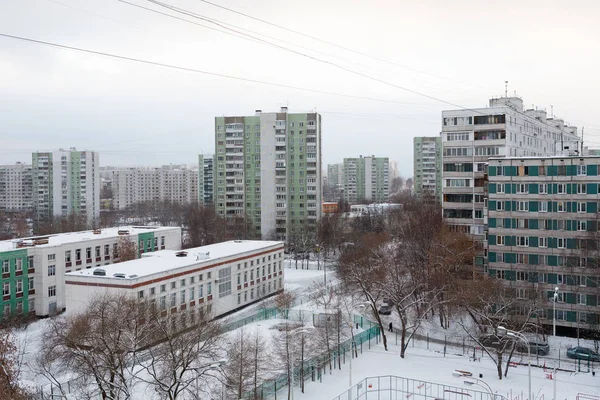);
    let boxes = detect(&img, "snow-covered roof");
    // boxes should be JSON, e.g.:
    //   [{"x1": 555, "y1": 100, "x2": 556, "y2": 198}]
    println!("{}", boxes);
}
[
  {"x1": 0, "y1": 226, "x2": 180, "y2": 252},
  {"x1": 65, "y1": 240, "x2": 283, "y2": 281}
]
